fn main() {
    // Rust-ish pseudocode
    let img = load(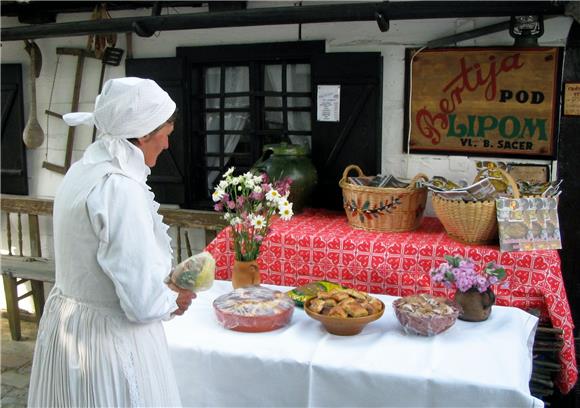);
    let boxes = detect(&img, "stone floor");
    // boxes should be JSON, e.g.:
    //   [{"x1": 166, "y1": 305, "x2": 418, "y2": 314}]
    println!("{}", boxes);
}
[{"x1": 1, "y1": 316, "x2": 37, "y2": 408}]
